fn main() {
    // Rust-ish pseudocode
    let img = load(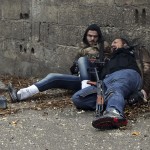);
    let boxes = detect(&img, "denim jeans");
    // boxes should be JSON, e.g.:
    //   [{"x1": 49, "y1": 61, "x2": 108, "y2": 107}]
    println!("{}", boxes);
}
[
  {"x1": 35, "y1": 57, "x2": 92, "y2": 92},
  {"x1": 78, "y1": 56, "x2": 97, "y2": 81},
  {"x1": 72, "y1": 69, "x2": 142, "y2": 115}
]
